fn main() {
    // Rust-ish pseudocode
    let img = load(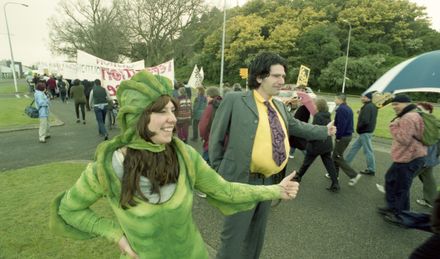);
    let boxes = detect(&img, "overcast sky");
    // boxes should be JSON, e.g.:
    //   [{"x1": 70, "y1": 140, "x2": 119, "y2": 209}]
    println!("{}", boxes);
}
[{"x1": 0, "y1": 0, "x2": 438, "y2": 66}]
